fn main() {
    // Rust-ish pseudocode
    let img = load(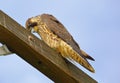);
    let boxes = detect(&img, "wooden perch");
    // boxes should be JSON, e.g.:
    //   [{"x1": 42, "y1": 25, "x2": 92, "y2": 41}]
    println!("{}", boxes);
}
[{"x1": 0, "y1": 10, "x2": 97, "y2": 83}]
